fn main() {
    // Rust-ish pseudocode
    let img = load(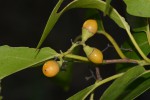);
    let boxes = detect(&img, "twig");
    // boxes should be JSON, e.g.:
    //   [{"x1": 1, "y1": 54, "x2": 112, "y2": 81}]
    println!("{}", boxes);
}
[
  {"x1": 95, "y1": 67, "x2": 102, "y2": 80},
  {"x1": 65, "y1": 54, "x2": 141, "y2": 64},
  {"x1": 103, "y1": 58, "x2": 138, "y2": 64},
  {"x1": 85, "y1": 69, "x2": 96, "y2": 80}
]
